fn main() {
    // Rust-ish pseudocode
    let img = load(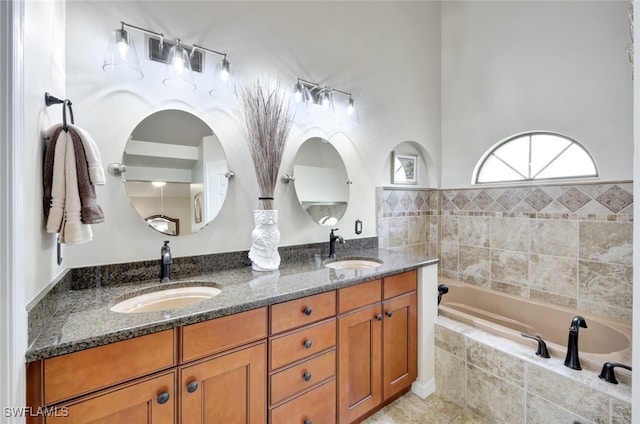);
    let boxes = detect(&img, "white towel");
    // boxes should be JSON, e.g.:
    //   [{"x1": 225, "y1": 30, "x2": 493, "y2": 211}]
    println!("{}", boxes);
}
[
  {"x1": 68, "y1": 124, "x2": 105, "y2": 185},
  {"x1": 46, "y1": 130, "x2": 92, "y2": 244},
  {"x1": 46, "y1": 129, "x2": 67, "y2": 233},
  {"x1": 60, "y1": 133, "x2": 92, "y2": 244}
]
